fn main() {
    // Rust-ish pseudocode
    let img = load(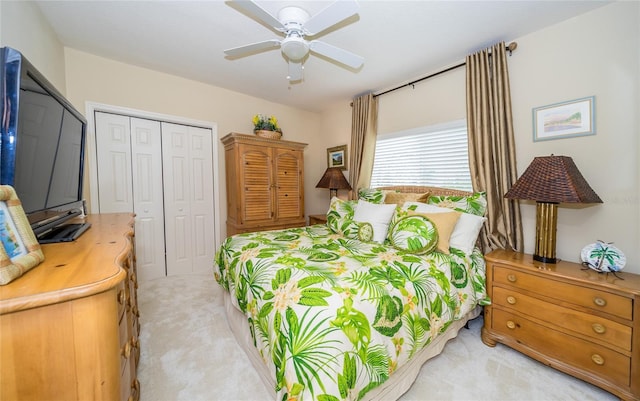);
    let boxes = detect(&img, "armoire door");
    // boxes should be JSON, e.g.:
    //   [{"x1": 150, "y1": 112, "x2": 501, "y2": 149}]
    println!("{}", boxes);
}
[
  {"x1": 95, "y1": 112, "x2": 166, "y2": 281},
  {"x1": 161, "y1": 122, "x2": 215, "y2": 275}
]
